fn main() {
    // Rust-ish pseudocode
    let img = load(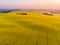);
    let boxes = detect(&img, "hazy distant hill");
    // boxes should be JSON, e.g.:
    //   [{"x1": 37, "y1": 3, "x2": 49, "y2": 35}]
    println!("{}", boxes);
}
[
  {"x1": 0, "y1": 9, "x2": 60, "y2": 14},
  {"x1": 0, "y1": 9, "x2": 19, "y2": 13}
]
